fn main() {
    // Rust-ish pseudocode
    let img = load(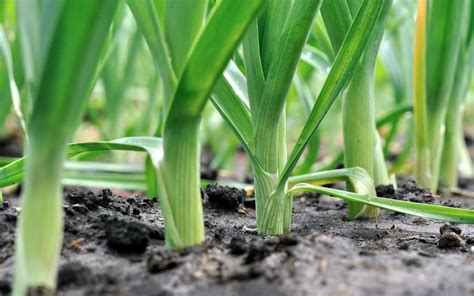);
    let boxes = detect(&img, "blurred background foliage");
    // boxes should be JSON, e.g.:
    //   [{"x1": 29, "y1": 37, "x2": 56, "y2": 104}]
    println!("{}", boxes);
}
[{"x1": 0, "y1": 0, "x2": 472, "y2": 181}]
